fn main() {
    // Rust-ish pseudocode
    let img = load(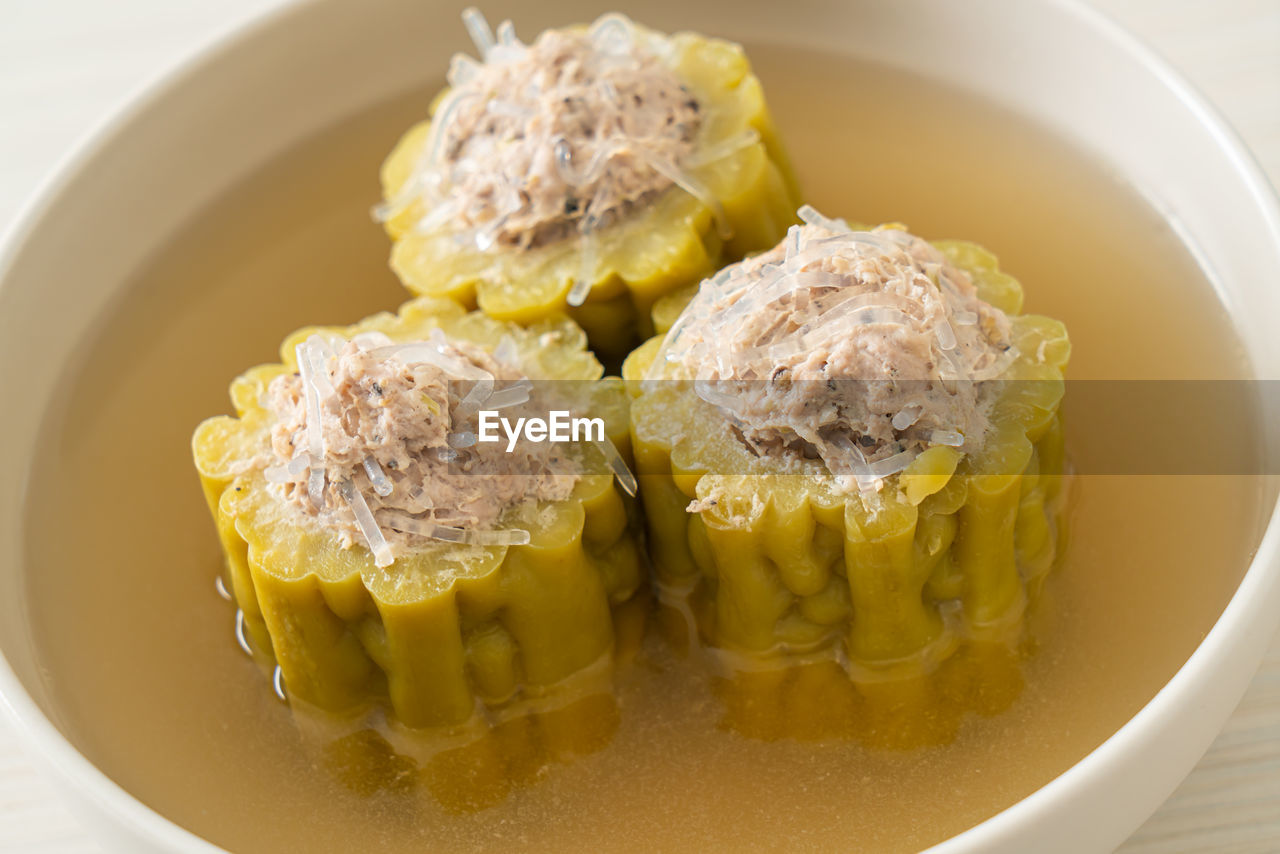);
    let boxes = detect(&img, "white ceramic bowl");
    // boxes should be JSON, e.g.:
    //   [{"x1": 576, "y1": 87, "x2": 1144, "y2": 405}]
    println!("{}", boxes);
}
[{"x1": 1, "y1": 1, "x2": 1278, "y2": 851}]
